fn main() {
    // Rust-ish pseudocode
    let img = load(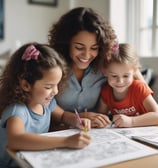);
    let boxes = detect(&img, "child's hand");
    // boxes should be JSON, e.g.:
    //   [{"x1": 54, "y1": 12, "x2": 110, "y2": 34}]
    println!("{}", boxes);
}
[
  {"x1": 76, "y1": 118, "x2": 91, "y2": 132},
  {"x1": 65, "y1": 132, "x2": 91, "y2": 149},
  {"x1": 113, "y1": 114, "x2": 133, "y2": 127},
  {"x1": 81, "y1": 118, "x2": 91, "y2": 132}
]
